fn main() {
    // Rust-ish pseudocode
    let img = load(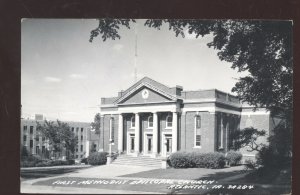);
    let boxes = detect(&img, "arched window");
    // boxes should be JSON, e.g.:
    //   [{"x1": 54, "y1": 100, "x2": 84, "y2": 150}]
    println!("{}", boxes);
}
[
  {"x1": 166, "y1": 115, "x2": 172, "y2": 128},
  {"x1": 195, "y1": 115, "x2": 201, "y2": 147},
  {"x1": 148, "y1": 116, "x2": 153, "y2": 128},
  {"x1": 131, "y1": 116, "x2": 135, "y2": 128}
]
